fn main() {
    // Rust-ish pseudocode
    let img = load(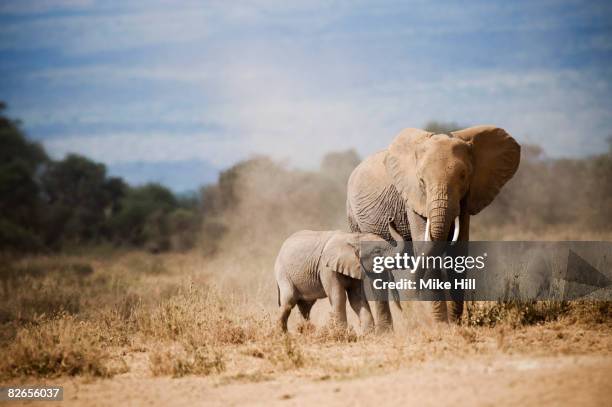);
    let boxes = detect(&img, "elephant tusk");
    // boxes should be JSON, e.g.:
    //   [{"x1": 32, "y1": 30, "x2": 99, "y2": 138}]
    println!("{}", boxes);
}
[
  {"x1": 451, "y1": 216, "x2": 460, "y2": 243},
  {"x1": 423, "y1": 216, "x2": 459, "y2": 242},
  {"x1": 423, "y1": 218, "x2": 431, "y2": 241}
]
